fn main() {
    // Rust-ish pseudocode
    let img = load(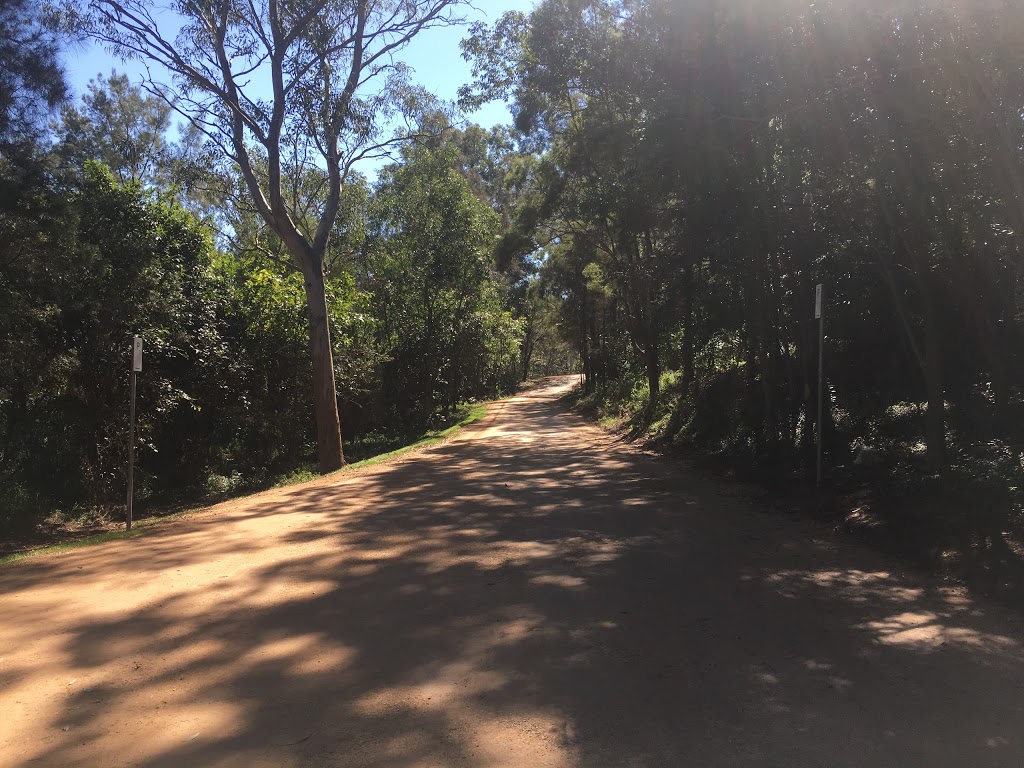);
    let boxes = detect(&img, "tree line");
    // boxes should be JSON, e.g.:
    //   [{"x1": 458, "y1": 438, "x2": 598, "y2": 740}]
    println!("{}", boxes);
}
[
  {"x1": 7, "y1": 0, "x2": 1022, "y2": 569},
  {"x1": 0, "y1": 0, "x2": 569, "y2": 534},
  {"x1": 461, "y1": 0, "x2": 1024, "y2": 567}
]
